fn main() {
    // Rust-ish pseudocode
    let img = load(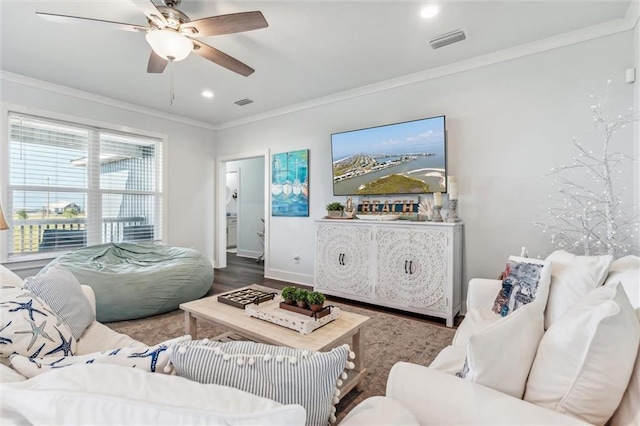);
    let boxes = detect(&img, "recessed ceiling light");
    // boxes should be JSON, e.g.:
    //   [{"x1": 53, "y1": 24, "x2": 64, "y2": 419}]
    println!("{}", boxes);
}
[
  {"x1": 420, "y1": 4, "x2": 440, "y2": 19},
  {"x1": 202, "y1": 90, "x2": 214, "y2": 98}
]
